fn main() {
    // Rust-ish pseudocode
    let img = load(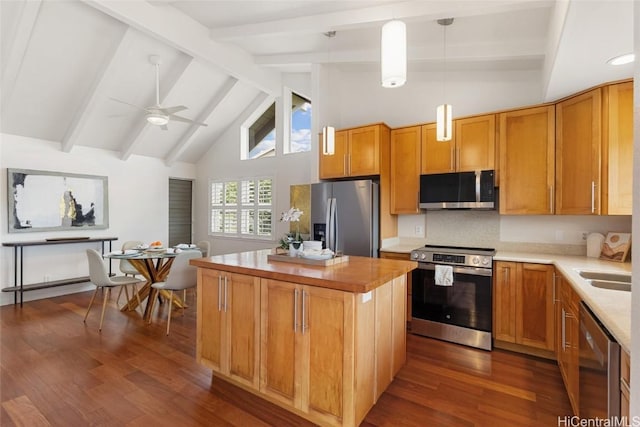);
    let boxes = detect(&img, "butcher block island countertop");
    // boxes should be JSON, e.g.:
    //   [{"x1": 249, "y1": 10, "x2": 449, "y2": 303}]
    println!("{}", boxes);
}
[{"x1": 191, "y1": 249, "x2": 417, "y2": 427}]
